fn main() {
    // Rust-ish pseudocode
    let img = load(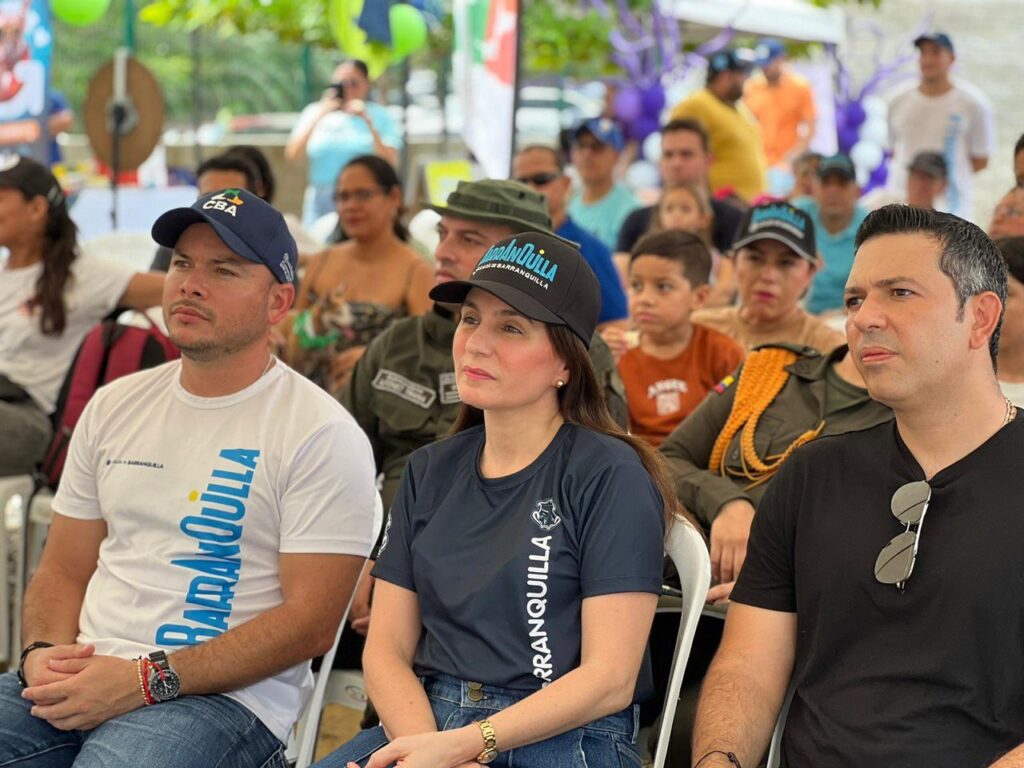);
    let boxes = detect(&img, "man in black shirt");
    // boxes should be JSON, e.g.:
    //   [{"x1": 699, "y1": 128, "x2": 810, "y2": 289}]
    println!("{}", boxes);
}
[
  {"x1": 614, "y1": 119, "x2": 743, "y2": 258},
  {"x1": 693, "y1": 205, "x2": 1024, "y2": 768}
]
